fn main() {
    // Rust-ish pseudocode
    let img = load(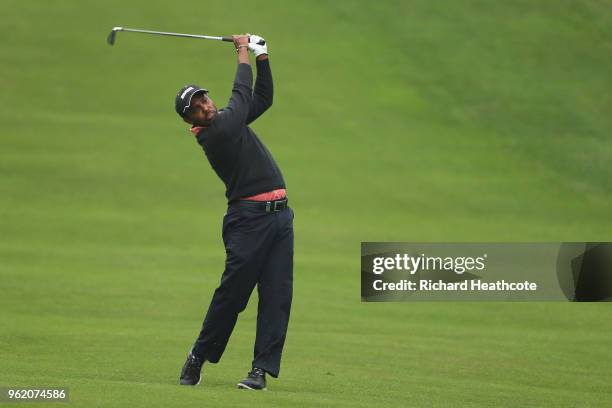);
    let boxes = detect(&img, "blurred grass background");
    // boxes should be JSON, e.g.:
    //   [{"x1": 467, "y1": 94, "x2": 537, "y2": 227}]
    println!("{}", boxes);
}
[{"x1": 1, "y1": 0, "x2": 611, "y2": 406}]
